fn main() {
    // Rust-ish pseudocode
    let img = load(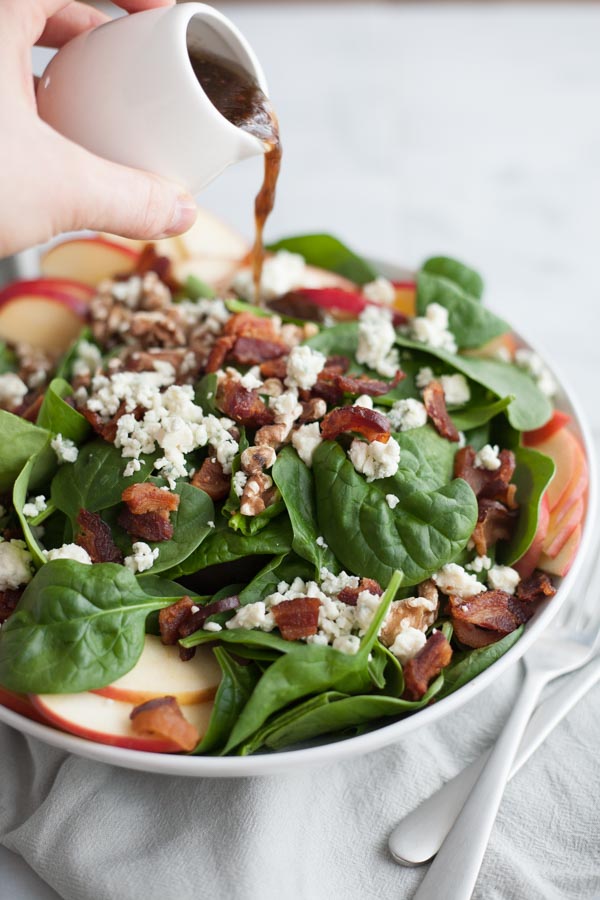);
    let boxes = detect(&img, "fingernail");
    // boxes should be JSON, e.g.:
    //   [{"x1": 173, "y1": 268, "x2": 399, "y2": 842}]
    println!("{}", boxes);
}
[{"x1": 160, "y1": 194, "x2": 197, "y2": 237}]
